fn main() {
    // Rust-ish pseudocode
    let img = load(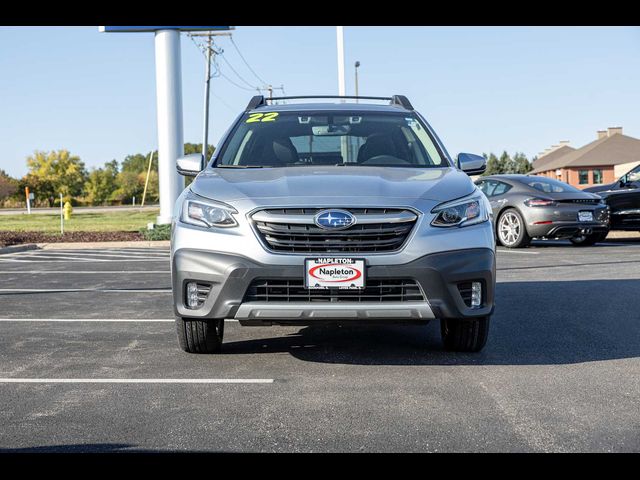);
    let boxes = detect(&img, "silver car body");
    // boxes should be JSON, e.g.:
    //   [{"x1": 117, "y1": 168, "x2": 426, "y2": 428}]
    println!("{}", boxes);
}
[{"x1": 171, "y1": 101, "x2": 495, "y2": 325}]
